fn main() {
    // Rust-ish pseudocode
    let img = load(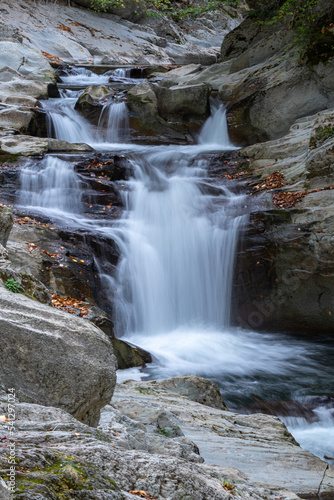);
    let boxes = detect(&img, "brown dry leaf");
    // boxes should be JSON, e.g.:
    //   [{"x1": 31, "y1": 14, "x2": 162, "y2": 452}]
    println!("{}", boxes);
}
[
  {"x1": 254, "y1": 171, "x2": 285, "y2": 192},
  {"x1": 51, "y1": 294, "x2": 90, "y2": 318},
  {"x1": 272, "y1": 191, "x2": 307, "y2": 209},
  {"x1": 129, "y1": 492, "x2": 158, "y2": 500},
  {"x1": 55, "y1": 25, "x2": 74, "y2": 35},
  {"x1": 41, "y1": 51, "x2": 61, "y2": 61}
]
